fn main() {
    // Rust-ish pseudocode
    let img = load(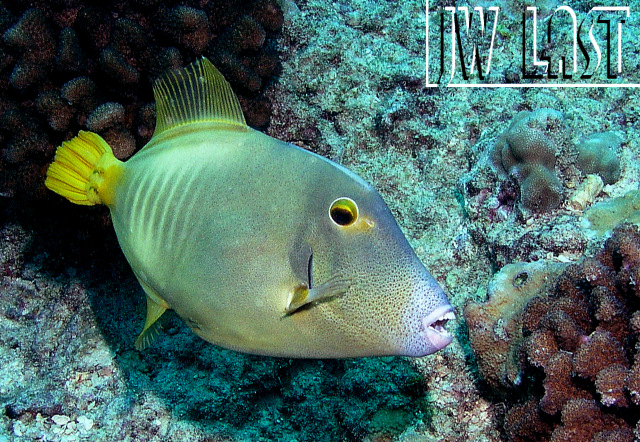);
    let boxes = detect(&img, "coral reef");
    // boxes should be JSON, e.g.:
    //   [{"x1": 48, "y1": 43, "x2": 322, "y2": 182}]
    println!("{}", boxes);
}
[
  {"x1": 2, "y1": 0, "x2": 639, "y2": 440},
  {"x1": 575, "y1": 132, "x2": 622, "y2": 185},
  {"x1": 490, "y1": 109, "x2": 566, "y2": 214},
  {"x1": 456, "y1": 107, "x2": 587, "y2": 270},
  {"x1": 455, "y1": 102, "x2": 630, "y2": 270},
  {"x1": 0, "y1": 0, "x2": 283, "y2": 201},
  {"x1": 466, "y1": 224, "x2": 640, "y2": 442}
]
